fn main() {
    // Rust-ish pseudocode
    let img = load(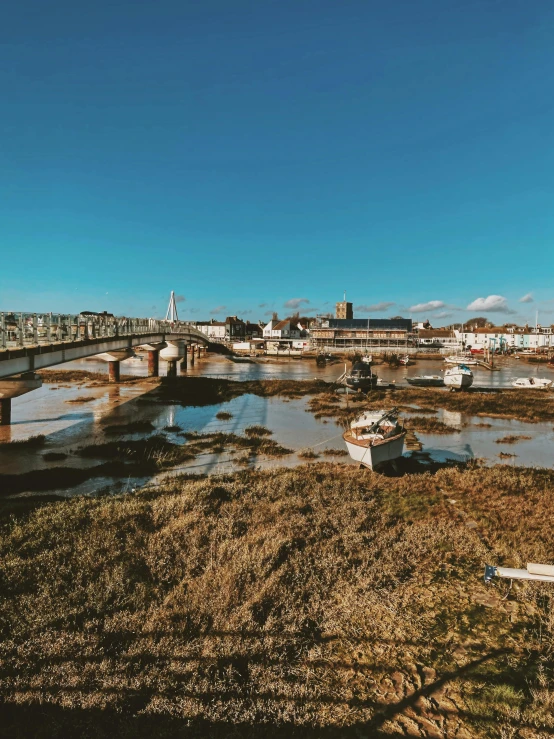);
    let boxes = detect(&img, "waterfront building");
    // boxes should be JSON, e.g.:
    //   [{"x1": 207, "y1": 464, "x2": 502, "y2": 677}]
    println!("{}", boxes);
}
[{"x1": 311, "y1": 317, "x2": 413, "y2": 350}]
